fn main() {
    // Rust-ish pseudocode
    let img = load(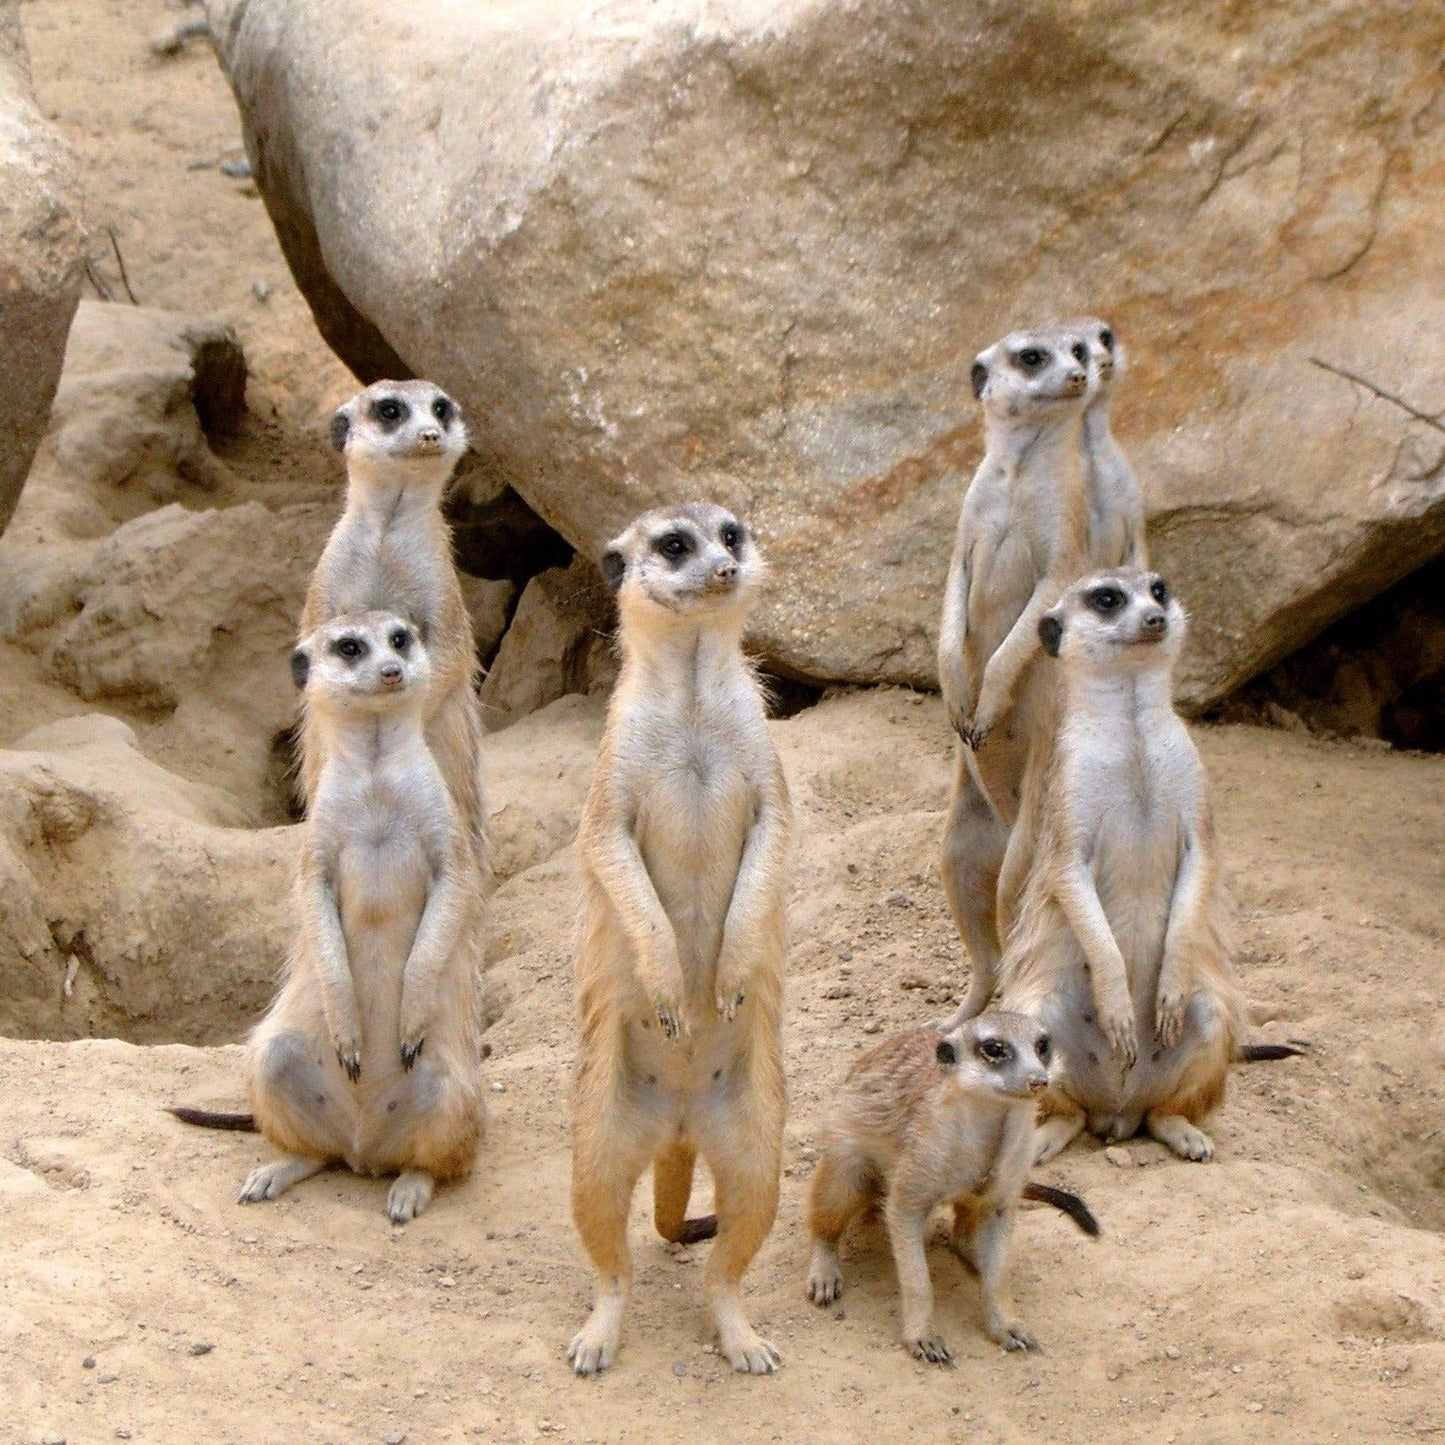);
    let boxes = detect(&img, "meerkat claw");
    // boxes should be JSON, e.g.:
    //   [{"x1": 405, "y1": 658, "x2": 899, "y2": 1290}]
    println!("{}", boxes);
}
[
  {"x1": 400, "y1": 1037, "x2": 425, "y2": 1070},
  {"x1": 336, "y1": 1046, "x2": 361, "y2": 1082}
]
